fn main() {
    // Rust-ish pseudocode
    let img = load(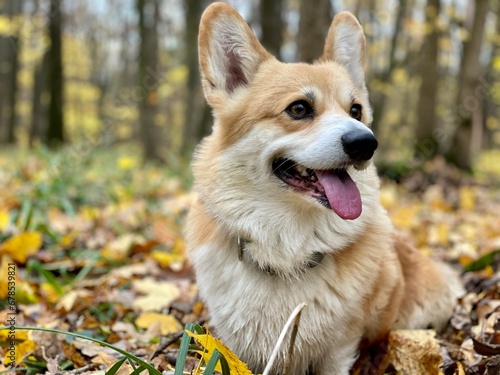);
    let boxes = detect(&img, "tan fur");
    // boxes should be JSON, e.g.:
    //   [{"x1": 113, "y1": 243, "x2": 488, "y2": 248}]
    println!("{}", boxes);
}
[{"x1": 186, "y1": 3, "x2": 464, "y2": 374}]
